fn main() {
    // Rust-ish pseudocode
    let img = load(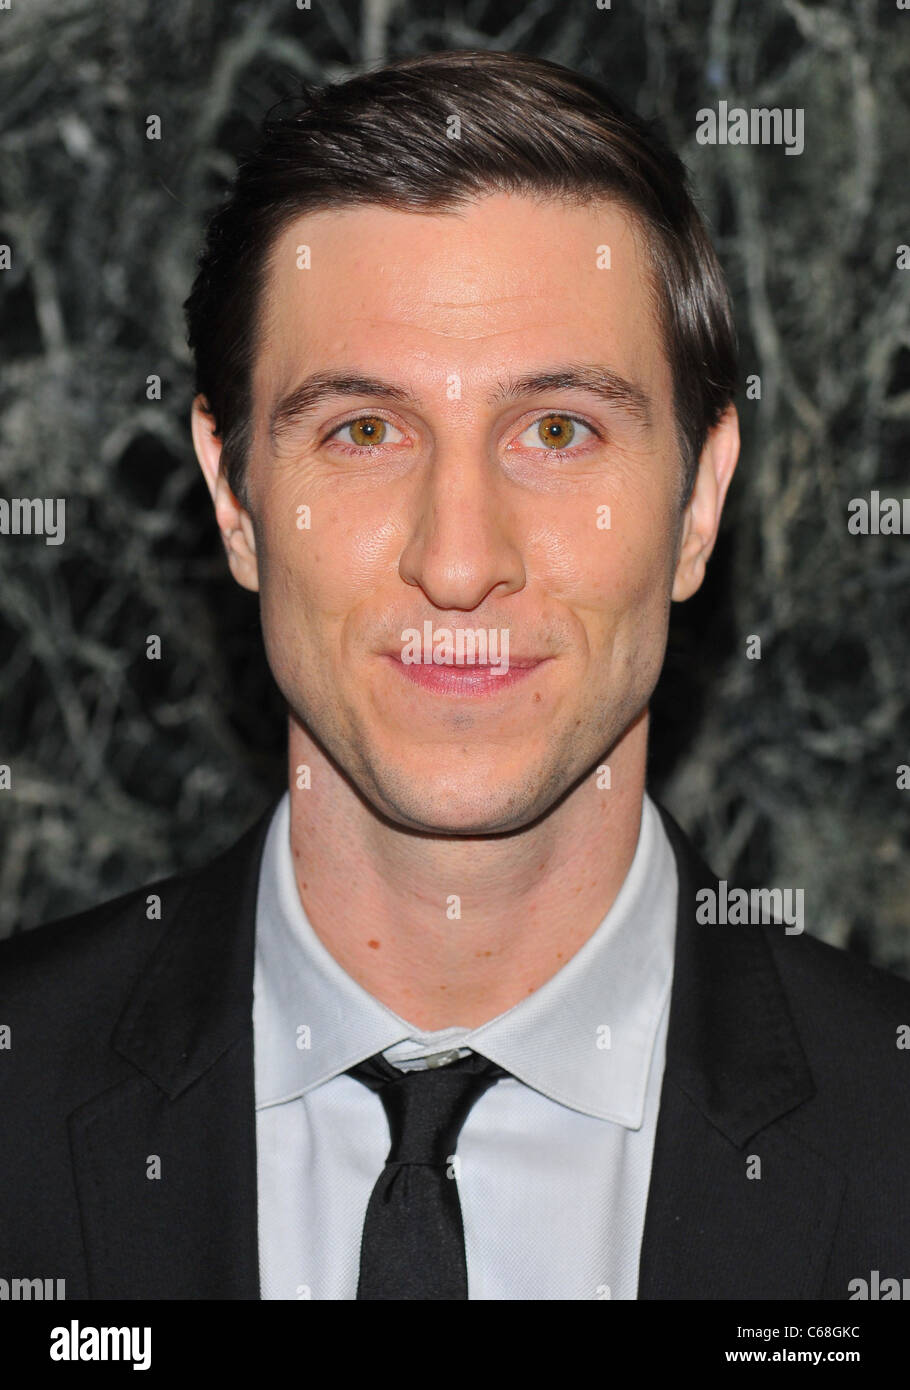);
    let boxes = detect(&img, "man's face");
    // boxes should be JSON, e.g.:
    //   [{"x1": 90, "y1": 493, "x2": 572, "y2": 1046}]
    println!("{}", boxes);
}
[{"x1": 238, "y1": 193, "x2": 695, "y2": 833}]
